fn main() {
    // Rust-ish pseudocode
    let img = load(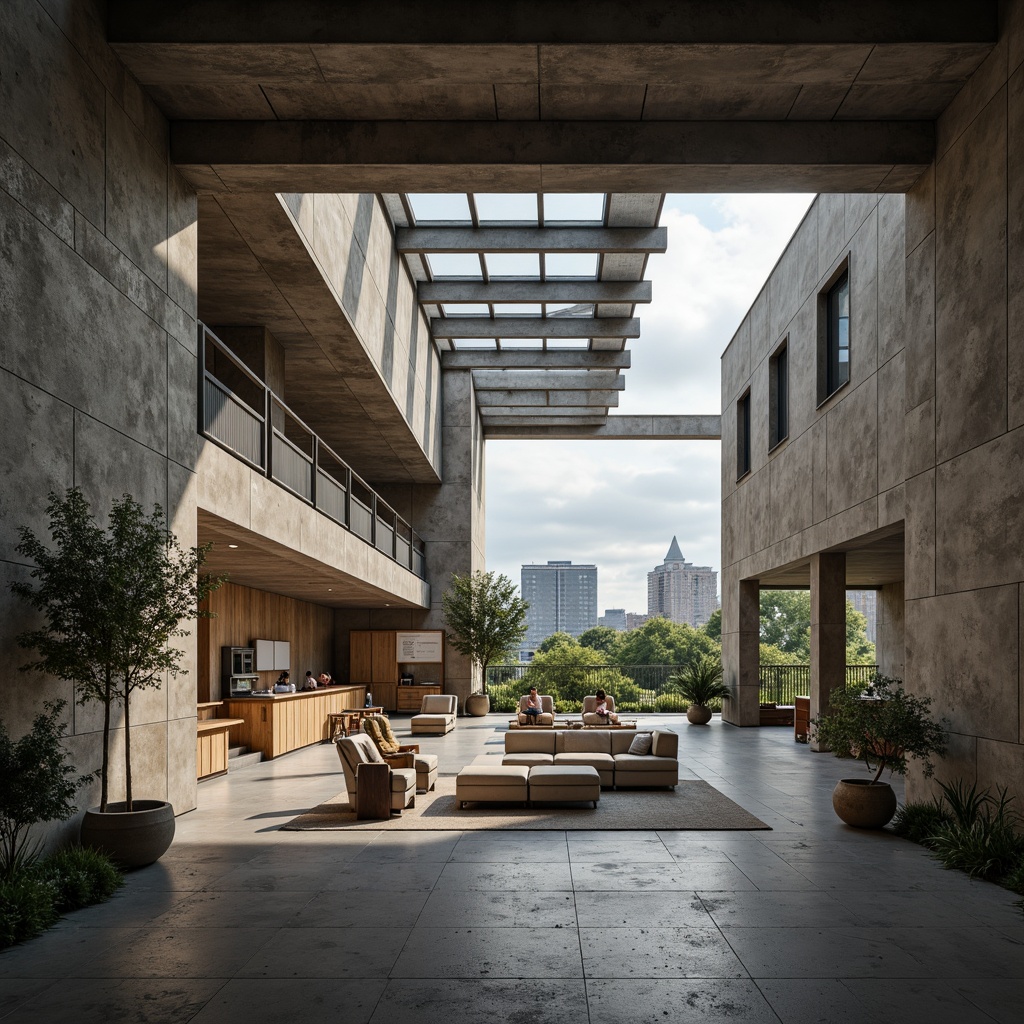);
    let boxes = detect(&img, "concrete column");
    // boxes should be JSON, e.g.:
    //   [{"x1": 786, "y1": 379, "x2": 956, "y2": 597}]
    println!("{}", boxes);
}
[
  {"x1": 809, "y1": 552, "x2": 847, "y2": 751},
  {"x1": 722, "y1": 577, "x2": 760, "y2": 726},
  {"x1": 876, "y1": 581, "x2": 905, "y2": 679}
]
